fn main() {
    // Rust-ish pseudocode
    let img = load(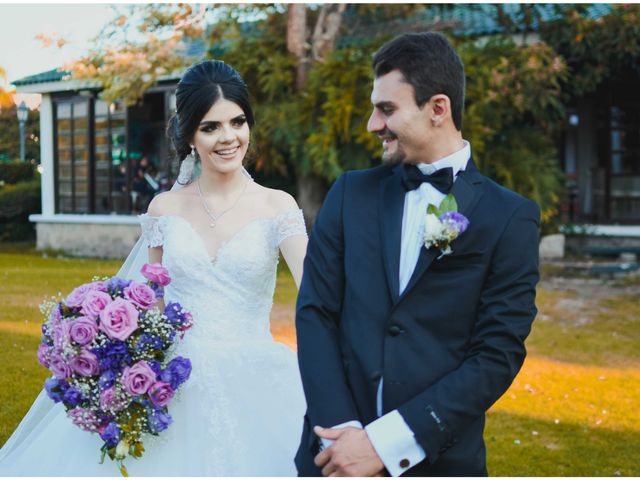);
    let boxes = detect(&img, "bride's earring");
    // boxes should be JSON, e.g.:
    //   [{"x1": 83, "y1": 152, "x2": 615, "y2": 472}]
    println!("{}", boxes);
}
[{"x1": 177, "y1": 146, "x2": 197, "y2": 185}]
